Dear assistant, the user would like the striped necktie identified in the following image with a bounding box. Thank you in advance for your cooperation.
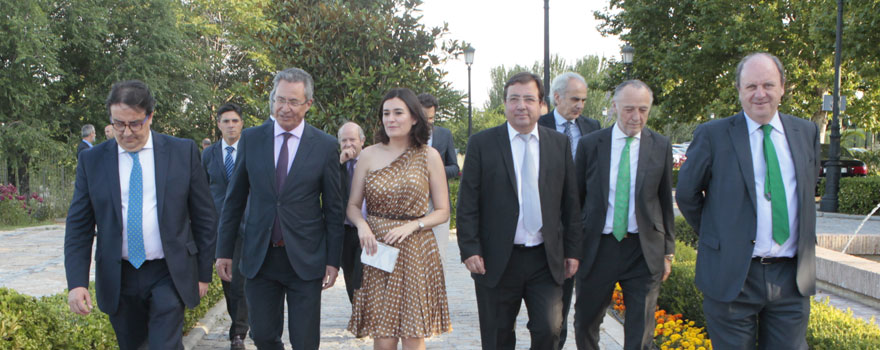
[224,146,234,179]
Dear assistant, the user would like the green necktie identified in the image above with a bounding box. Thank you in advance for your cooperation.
[762,125,790,245]
[612,137,634,241]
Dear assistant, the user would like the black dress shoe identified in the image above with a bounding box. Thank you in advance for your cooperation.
[231,335,245,350]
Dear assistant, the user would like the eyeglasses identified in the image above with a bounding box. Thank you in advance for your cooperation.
[506,95,540,106]
[274,96,309,108]
[111,115,150,132]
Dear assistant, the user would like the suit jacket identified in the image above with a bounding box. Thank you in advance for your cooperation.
[64,132,217,314]
[431,125,459,179]
[216,122,344,281]
[538,110,601,137]
[675,112,819,302]
[457,123,583,288]
[575,126,675,277]
[202,141,245,234]
[76,140,91,158]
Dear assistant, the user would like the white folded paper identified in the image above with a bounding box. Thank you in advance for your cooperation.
[361,242,400,273]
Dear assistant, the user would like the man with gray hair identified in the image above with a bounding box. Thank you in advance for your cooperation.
[77,124,96,158]
[337,121,366,303]
[574,80,675,350]
[537,71,601,348]
[216,67,344,350]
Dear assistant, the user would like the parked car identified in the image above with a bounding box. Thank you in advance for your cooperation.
[820,144,868,178]
[672,143,689,168]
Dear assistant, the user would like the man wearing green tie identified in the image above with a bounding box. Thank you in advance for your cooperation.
[676,52,820,349]
[573,80,675,350]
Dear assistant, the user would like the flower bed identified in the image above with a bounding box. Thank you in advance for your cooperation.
[612,284,713,349]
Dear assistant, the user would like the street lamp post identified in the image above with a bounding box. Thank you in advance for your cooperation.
[465,45,476,139]
[544,0,551,106]
[621,44,634,80]
[820,0,844,212]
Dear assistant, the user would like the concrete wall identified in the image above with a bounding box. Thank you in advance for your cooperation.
[816,246,880,300]
[818,234,880,255]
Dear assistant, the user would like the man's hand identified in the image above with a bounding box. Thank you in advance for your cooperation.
[216,258,233,282]
[464,255,486,275]
[68,287,93,315]
[564,258,580,279]
[198,282,210,298]
[339,147,356,164]
[662,258,672,282]
[322,266,339,290]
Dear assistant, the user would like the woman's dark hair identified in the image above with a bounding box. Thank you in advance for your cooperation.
[374,88,430,146]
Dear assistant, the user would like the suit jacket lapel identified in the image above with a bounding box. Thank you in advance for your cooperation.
[284,125,316,191]
[495,124,518,197]
[598,129,612,210]
[213,142,228,182]
[576,116,590,135]
[635,129,653,198]
[780,114,806,203]
[105,142,123,228]
[537,127,552,206]
[729,113,758,211]
[152,131,169,222]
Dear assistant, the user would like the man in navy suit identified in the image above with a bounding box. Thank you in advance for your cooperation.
[65,80,217,350]
[76,124,96,157]
[216,67,344,350]
[418,92,458,262]
[202,103,248,350]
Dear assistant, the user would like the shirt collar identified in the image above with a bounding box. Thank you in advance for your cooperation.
[553,109,574,127]
[117,131,153,154]
[83,139,93,147]
[221,138,239,150]
[743,111,783,135]
[274,120,305,139]
[612,122,641,140]
[507,122,540,143]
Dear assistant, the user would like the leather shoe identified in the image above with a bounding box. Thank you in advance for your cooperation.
[230,335,245,350]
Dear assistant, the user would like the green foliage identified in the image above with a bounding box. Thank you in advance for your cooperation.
[836,176,880,216]
[657,258,705,327]
[853,149,880,176]
[674,216,698,249]
[0,276,224,349]
[671,168,679,189]
[448,178,459,230]
[446,108,507,154]
[808,297,880,349]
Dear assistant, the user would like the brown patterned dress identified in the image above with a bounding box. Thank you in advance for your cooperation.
[348,145,452,338]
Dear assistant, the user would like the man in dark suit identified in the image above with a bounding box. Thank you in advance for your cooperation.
[676,52,819,349]
[202,103,248,350]
[418,92,458,263]
[539,72,602,348]
[215,67,344,350]
[65,80,216,350]
[574,80,675,350]
[337,121,365,303]
[104,124,115,141]
[457,72,583,349]
[76,124,96,157]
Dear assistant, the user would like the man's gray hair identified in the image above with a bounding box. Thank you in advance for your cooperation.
[735,52,785,88]
[612,80,654,102]
[337,121,365,143]
[550,72,587,105]
[269,67,314,112]
[81,124,95,138]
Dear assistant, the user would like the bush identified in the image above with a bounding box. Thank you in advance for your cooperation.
[836,176,880,215]
[672,168,679,188]
[448,178,459,230]
[0,184,48,226]
[657,244,705,327]
[1,275,224,349]
[675,216,698,249]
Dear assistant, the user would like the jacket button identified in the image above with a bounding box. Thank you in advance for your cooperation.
[750,240,756,244]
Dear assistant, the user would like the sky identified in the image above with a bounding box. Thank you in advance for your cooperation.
[419,0,623,109]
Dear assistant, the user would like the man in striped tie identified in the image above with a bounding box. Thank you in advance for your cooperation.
[65,80,217,350]
[202,102,248,350]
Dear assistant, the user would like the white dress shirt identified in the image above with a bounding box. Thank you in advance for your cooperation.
[745,113,799,258]
[507,122,543,246]
[274,120,305,176]
[602,123,641,234]
[221,138,239,162]
[119,132,164,261]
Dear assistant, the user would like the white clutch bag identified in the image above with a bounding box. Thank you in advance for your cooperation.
[361,242,400,273]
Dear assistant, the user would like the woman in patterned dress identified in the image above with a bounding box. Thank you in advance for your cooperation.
[346,88,452,349]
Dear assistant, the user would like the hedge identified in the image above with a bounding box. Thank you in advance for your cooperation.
[448,178,459,230]
[816,176,880,216]
[1,275,224,349]
[659,223,880,348]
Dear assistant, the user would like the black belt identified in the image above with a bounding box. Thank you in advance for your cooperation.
[603,232,637,239]
[752,256,795,264]
[513,243,544,250]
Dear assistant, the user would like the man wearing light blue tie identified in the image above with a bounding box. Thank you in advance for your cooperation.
[65,80,217,350]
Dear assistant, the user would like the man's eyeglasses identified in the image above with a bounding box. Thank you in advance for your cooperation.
[111,115,150,132]
[274,96,309,108]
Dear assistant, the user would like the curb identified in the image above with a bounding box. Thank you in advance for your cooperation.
[816,210,880,221]
[183,297,228,350]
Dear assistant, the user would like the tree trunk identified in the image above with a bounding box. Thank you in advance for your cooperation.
[812,109,828,144]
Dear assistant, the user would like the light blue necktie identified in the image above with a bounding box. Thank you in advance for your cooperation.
[127,152,146,269]
[518,134,543,233]
[224,146,234,179]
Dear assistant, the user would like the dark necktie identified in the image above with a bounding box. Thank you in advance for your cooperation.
[224,146,234,179]
[762,125,789,245]
[346,159,357,193]
[563,121,577,159]
[271,132,292,244]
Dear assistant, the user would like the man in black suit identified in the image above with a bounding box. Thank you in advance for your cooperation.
[65,80,216,350]
[676,52,819,349]
[202,103,248,350]
[574,80,675,350]
[215,67,343,350]
[457,72,583,349]
[539,72,602,348]
[418,92,458,262]
[76,124,96,157]
[337,121,365,303]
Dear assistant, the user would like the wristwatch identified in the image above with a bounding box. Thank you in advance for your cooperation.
[664,254,675,262]
[416,220,425,231]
